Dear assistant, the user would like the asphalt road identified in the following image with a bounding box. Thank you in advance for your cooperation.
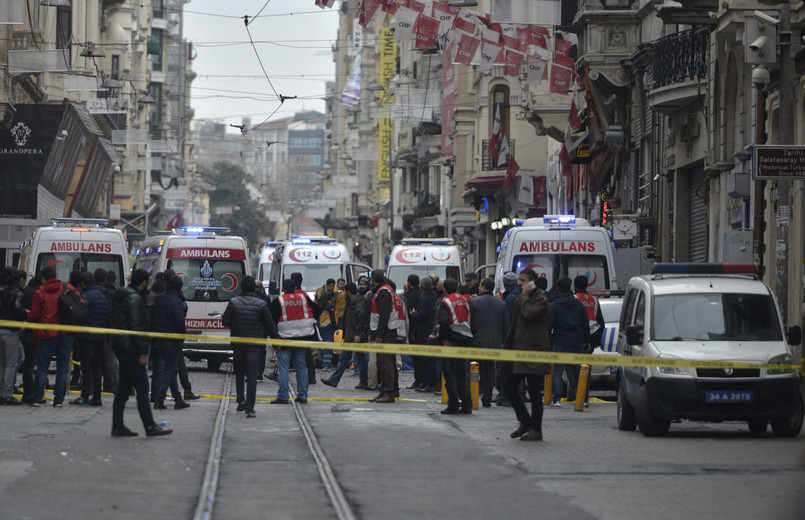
[1,361,803,520]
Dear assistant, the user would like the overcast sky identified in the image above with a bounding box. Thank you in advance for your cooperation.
[183,0,339,130]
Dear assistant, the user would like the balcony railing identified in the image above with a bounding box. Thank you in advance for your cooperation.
[481,139,516,171]
[652,29,709,89]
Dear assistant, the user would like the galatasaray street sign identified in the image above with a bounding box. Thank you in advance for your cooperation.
[753,145,805,180]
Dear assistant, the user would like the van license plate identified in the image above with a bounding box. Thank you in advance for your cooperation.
[705,391,754,403]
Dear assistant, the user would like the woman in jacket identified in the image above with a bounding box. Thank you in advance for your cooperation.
[0,267,27,405]
[503,269,551,441]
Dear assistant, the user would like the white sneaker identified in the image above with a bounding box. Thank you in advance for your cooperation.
[551,401,561,408]
[584,400,590,408]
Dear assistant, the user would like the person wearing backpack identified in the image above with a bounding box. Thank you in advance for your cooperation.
[28,265,81,407]
[70,271,109,406]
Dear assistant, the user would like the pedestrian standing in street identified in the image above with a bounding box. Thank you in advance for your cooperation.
[503,268,551,441]
[574,275,605,406]
[413,276,438,393]
[437,278,473,414]
[368,269,398,403]
[161,268,199,400]
[70,271,109,406]
[318,291,337,367]
[152,275,190,411]
[28,266,80,407]
[470,278,509,408]
[19,272,42,404]
[100,269,119,395]
[290,271,320,384]
[357,275,376,388]
[147,272,167,402]
[464,272,479,295]
[549,276,591,407]
[223,275,277,417]
[109,269,171,437]
[403,274,421,387]
[320,282,368,389]
[270,278,317,404]
[0,266,27,405]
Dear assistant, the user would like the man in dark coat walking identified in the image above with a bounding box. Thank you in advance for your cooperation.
[152,275,190,410]
[70,271,109,406]
[470,278,509,407]
[549,276,591,407]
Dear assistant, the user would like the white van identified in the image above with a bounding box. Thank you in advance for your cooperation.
[267,236,370,298]
[616,263,802,437]
[256,241,283,292]
[18,218,128,288]
[493,215,618,293]
[387,238,465,293]
[132,226,251,371]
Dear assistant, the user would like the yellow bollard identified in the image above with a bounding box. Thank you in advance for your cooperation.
[469,361,480,410]
[544,365,553,405]
[575,364,590,412]
[441,373,448,404]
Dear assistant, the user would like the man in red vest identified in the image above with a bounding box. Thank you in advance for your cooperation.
[368,269,398,403]
[437,278,473,415]
[574,275,605,406]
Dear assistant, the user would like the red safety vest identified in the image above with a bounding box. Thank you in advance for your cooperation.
[277,292,316,338]
[370,284,405,335]
[575,291,601,334]
[443,292,472,337]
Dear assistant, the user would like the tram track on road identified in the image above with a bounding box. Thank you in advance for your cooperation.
[192,369,356,520]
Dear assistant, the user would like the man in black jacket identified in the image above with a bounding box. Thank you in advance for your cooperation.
[152,275,190,410]
[70,271,109,406]
[223,276,278,417]
[413,276,438,392]
[470,278,510,407]
[110,269,171,437]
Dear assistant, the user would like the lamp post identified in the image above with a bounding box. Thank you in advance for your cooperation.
[775,2,792,322]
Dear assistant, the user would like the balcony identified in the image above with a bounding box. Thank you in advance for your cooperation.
[481,139,516,171]
[648,29,709,114]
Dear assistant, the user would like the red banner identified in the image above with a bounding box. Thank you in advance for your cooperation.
[359,0,380,27]
[550,62,573,94]
[534,176,547,208]
[504,48,524,76]
[454,33,480,65]
[415,15,440,50]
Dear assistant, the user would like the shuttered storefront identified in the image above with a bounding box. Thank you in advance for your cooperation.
[688,170,708,262]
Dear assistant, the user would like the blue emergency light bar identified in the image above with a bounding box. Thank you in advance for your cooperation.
[176,226,231,235]
[291,236,337,245]
[652,263,758,275]
[543,215,576,224]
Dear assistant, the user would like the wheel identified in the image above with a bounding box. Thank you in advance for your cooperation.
[747,418,767,434]
[770,393,803,438]
[636,384,671,437]
[207,357,223,372]
[617,380,637,431]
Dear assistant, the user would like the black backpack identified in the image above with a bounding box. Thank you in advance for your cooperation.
[58,283,89,326]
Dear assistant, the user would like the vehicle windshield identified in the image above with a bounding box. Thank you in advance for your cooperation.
[167,258,246,302]
[283,264,343,293]
[652,293,782,341]
[37,253,125,288]
[387,265,462,292]
[511,254,610,291]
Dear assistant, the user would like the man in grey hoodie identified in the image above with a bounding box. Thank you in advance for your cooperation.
[548,276,590,407]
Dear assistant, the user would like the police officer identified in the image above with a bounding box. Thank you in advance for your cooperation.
[368,270,399,403]
[437,278,473,415]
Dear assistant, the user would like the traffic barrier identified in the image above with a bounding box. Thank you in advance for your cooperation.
[575,364,590,412]
[469,361,479,410]
[441,374,448,404]
[544,366,552,405]
[0,320,798,371]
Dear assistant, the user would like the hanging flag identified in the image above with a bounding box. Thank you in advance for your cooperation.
[479,40,503,74]
[454,13,476,34]
[503,48,525,76]
[166,211,183,230]
[379,0,401,14]
[415,15,440,50]
[526,56,547,84]
[533,176,547,208]
[502,155,519,190]
[497,134,510,169]
[567,77,584,132]
[550,61,573,94]
[517,171,533,205]
[554,37,575,69]
[359,0,380,28]
[394,7,419,42]
[488,103,502,162]
[431,1,457,35]
[454,32,480,65]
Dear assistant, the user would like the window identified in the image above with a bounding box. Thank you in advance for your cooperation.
[491,85,510,139]
[56,7,71,55]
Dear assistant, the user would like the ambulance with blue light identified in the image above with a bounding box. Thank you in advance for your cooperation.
[386,238,465,294]
[133,226,251,371]
[493,215,618,294]
[18,218,128,289]
[616,263,802,437]
[256,241,283,293]
[267,236,370,299]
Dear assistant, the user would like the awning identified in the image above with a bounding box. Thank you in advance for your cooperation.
[464,175,505,192]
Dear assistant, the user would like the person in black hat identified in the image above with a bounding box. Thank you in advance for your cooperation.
[464,272,479,295]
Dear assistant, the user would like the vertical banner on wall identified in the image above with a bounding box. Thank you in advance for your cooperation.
[378,117,392,182]
[378,27,397,183]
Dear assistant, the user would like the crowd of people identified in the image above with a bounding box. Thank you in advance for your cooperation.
[0,261,604,443]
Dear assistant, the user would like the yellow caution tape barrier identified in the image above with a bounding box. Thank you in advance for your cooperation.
[1,320,800,371]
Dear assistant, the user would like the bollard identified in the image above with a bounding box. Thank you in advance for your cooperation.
[544,365,553,405]
[575,364,590,412]
[469,361,480,410]
[441,373,448,404]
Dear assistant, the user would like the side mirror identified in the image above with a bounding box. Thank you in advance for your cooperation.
[626,325,642,346]
[787,325,801,346]
[268,281,279,295]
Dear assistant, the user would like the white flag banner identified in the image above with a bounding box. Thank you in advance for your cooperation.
[393,7,419,42]
[480,23,500,43]
[479,40,502,74]
[497,134,510,168]
[526,56,547,84]
[530,44,551,61]
[517,172,534,205]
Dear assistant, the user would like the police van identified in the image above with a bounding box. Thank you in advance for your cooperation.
[493,215,618,293]
[133,226,251,371]
[616,263,802,437]
[386,238,464,293]
[267,236,370,299]
[18,218,128,288]
[256,241,283,292]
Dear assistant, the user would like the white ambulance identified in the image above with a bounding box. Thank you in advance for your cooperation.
[256,241,283,293]
[133,226,251,371]
[386,238,465,293]
[18,218,128,288]
[267,236,370,298]
[493,215,618,293]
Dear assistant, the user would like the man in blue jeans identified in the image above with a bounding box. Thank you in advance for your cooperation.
[549,276,591,406]
[321,282,368,389]
[28,266,78,407]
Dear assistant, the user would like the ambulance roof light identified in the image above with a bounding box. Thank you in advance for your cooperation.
[543,215,576,224]
[651,263,758,275]
[175,226,231,235]
[291,235,338,245]
[51,218,109,228]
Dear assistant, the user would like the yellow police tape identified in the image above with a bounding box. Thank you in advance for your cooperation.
[1,319,799,371]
